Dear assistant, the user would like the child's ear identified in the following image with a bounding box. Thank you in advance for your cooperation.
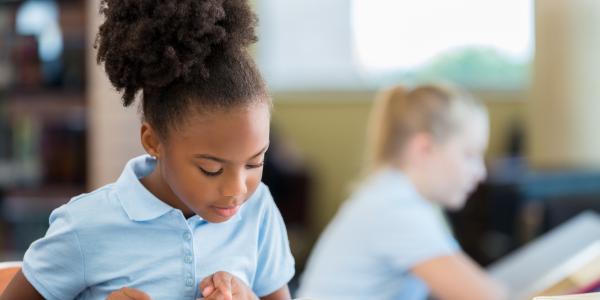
[140,122,162,159]
[409,132,436,159]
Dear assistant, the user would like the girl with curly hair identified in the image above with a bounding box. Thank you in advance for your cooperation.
[0,0,294,299]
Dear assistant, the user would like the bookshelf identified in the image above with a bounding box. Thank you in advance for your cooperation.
[0,0,87,255]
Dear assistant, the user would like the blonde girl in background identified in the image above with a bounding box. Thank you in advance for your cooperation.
[297,84,507,300]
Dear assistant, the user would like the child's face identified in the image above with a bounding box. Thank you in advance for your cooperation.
[423,111,489,210]
[158,103,271,223]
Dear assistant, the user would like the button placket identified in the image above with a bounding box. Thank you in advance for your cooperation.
[185,277,194,287]
[182,229,196,297]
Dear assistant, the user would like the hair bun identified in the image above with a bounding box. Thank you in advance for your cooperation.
[95,0,258,106]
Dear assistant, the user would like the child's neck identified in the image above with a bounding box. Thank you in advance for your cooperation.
[392,162,433,203]
[140,168,195,218]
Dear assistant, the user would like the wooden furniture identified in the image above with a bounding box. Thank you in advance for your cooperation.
[0,261,21,295]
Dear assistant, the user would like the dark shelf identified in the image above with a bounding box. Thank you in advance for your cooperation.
[4,90,86,123]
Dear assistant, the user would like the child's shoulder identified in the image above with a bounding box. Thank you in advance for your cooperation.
[68,183,118,207]
[51,183,123,225]
[240,182,277,217]
[346,174,438,223]
[70,183,116,203]
[251,182,271,202]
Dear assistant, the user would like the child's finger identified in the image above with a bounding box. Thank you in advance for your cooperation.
[107,290,129,300]
[211,272,233,300]
[200,289,229,300]
[120,287,152,300]
[200,275,215,297]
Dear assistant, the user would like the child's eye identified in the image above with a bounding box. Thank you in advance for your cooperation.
[199,167,223,177]
[246,161,265,169]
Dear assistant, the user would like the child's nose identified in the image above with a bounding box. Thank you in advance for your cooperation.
[220,170,248,197]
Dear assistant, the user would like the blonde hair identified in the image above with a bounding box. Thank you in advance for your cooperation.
[365,83,485,174]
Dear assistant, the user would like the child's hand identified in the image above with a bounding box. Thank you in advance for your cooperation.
[106,287,152,300]
[199,271,259,300]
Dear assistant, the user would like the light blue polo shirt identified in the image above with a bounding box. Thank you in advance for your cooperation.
[297,168,459,300]
[22,155,295,300]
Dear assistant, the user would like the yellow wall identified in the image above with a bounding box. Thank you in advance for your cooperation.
[272,90,527,237]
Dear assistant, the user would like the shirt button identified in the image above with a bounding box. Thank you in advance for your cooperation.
[185,278,194,287]
[184,249,192,256]
[183,232,192,241]
[184,256,193,264]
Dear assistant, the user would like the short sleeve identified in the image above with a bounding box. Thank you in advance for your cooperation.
[22,204,86,300]
[373,203,460,270]
[252,190,295,297]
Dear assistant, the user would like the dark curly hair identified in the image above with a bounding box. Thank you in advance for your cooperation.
[95,0,269,138]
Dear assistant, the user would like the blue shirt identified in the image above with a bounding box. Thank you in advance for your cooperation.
[22,155,295,300]
[297,168,459,300]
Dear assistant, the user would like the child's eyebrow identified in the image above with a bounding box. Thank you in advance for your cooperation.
[194,144,269,163]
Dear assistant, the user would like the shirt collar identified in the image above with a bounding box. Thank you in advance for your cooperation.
[372,166,431,206]
[115,155,175,221]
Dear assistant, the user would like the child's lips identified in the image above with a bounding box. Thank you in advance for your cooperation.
[211,205,241,218]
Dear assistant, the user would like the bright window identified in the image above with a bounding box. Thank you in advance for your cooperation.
[257,0,533,91]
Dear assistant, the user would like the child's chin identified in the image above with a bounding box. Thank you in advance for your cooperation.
[204,214,233,223]
[204,211,238,223]
[442,196,468,211]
